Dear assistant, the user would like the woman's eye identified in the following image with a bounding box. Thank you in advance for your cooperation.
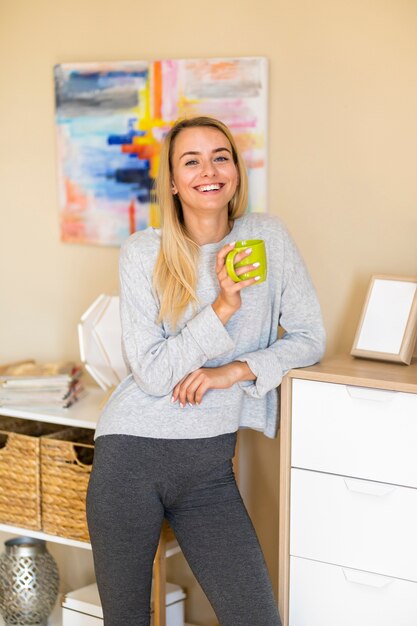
[214,155,228,162]
[185,159,198,166]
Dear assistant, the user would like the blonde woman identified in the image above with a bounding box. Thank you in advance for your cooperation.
[87,116,325,626]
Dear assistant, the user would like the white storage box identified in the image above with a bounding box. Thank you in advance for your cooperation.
[62,581,186,626]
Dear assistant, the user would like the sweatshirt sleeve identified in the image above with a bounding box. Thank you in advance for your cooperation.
[119,237,235,397]
[236,225,326,398]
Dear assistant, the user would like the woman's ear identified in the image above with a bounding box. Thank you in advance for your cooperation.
[171,181,178,195]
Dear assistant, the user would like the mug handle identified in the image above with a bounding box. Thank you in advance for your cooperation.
[226,248,241,282]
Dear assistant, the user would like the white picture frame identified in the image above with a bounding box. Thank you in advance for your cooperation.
[351,274,417,364]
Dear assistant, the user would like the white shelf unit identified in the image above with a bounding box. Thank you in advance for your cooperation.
[0,388,181,626]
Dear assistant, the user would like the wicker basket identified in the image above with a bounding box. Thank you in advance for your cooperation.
[40,427,94,542]
[0,416,64,529]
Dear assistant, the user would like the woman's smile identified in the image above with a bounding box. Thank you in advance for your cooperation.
[194,182,225,193]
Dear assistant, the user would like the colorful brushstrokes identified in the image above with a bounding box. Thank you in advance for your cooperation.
[54,57,268,246]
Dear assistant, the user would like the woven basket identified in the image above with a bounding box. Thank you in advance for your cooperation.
[0,416,64,529]
[40,427,94,542]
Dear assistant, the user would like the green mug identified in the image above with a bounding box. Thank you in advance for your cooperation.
[226,239,267,284]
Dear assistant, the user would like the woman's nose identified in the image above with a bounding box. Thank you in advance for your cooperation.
[201,159,216,176]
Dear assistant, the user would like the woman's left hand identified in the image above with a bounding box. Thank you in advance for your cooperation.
[172,362,255,407]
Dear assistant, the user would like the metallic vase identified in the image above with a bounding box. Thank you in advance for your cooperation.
[0,537,59,626]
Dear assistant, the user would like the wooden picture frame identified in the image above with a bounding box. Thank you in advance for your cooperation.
[351,274,417,364]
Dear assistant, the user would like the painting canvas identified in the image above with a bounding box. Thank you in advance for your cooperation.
[54,57,268,246]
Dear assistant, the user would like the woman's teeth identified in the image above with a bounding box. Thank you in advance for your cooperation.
[197,184,222,192]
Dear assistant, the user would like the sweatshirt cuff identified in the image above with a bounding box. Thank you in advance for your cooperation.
[186,305,235,360]
[236,352,283,398]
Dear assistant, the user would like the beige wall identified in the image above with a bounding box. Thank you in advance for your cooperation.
[1,0,417,623]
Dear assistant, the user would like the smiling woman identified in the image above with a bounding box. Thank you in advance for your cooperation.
[86,116,325,626]
[154,117,248,328]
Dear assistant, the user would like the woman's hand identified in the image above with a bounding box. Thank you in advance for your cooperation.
[172,361,256,407]
[212,242,261,325]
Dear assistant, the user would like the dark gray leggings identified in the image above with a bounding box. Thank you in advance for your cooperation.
[86,432,282,626]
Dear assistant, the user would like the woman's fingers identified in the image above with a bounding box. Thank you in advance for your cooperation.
[233,275,261,289]
[235,262,260,277]
[216,243,253,273]
[216,244,256,282]
[171,372,193,402]
[213,243,260,321]
[215,241,236,273]
[172,370,202,407]
[179,376,200,406]
[233,248,255,265]
[172,365,242,407]
[172,370,213,406]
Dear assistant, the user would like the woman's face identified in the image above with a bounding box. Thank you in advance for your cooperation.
[170,126,239,221]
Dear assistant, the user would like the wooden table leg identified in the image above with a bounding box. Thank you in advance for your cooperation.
[153,532,167,626]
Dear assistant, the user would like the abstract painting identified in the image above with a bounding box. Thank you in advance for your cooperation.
[54,57,268,246]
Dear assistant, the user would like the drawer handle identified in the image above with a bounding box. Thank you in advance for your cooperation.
[343,478,395,497]
[342,568,394,588]
[345,386,397,402]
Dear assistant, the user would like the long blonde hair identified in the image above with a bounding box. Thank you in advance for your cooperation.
[153,116,248,328]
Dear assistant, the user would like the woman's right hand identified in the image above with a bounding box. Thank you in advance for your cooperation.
[212,242,261,325]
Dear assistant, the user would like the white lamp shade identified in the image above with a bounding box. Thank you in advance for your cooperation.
[78,295,128,390]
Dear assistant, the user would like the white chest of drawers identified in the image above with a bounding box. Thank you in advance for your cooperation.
[278,355,417,626]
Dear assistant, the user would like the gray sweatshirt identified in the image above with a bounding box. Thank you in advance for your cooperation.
[95,213,325,440]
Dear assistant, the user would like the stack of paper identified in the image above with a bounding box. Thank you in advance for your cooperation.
[0,360,84,408]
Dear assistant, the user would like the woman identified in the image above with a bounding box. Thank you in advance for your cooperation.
[87,116,325,626]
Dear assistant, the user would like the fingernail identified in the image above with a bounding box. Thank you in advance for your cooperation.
[180,402,185,408]
[245,248,252,254]
[188,402,193,407]
[171,396,176,403]
[229,241,236,247]
[253,262,260,268]
[254,276,261,281]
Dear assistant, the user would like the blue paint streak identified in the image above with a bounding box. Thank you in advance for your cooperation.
[108,130,146,145]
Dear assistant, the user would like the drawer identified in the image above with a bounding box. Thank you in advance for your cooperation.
[290,468,417,582]
[289,556,417,626]
[291,379,417,487]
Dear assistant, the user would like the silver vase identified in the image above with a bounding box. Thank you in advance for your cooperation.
[0,537,59,626]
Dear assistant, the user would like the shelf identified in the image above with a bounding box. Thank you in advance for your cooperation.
[0,524,181,558]
[0,387,107,429]
[0,523,91,550]
[165,540,181,558]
